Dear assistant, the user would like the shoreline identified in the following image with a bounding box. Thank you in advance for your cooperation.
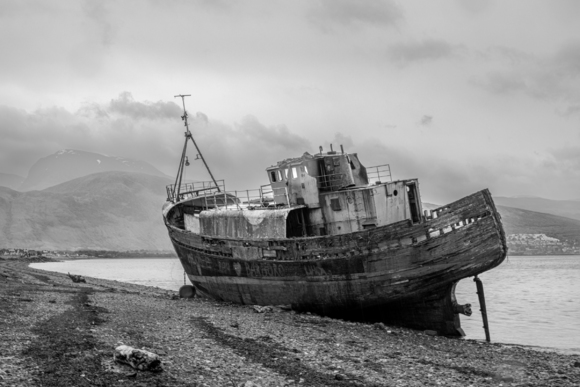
[27,255,580,356]
[1,258,579,386]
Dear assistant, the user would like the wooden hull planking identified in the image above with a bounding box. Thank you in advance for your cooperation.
[165,189,507,335]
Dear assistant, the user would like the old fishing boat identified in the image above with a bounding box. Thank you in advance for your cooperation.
[163,96,507,336]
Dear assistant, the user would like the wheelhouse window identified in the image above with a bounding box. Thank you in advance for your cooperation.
[330,198,341,211]
[292,167,298,179]
[270,171,278,183]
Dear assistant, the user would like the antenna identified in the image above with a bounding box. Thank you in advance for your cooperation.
[174,94,192,136]
[172,94,221,202]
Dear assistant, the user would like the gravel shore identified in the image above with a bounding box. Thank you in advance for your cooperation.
[1,258,579,387]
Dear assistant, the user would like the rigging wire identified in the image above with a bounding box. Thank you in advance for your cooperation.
[173,94,221,202]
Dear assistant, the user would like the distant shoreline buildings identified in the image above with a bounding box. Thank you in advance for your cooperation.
[506,234,580,255]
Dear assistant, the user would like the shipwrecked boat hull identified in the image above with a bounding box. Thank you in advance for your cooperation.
[165,189,506,336]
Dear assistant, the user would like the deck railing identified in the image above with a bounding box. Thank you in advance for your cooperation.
[167,180,290,209]
[316,173,346,192]
[166,180,226,203]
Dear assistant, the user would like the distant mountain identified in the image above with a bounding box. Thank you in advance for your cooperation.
[0,173,24,190]
[0,171,173,251]
[493,196,580,222]
[497,205,580,245]
[19,149,170,191]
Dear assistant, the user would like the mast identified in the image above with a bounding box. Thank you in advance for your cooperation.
[173,94,221,202]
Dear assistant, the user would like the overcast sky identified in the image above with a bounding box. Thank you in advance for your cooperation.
[1,0,579,203]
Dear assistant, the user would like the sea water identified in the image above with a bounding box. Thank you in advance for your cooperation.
[456,255,580,354]
[31,255,580,354]
[31,258,187,291]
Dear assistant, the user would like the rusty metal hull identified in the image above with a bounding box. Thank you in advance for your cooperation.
[164,189,507,335]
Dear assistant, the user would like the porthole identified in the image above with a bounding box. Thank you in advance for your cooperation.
[393,189,398,196]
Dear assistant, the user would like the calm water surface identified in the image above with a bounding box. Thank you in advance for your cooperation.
[456,255,580,354]
[31,255,580,354]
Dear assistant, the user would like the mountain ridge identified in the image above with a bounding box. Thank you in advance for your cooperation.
[19,149,170,192]
[493,196,580,222]
[0,173,25,190]
[0,171,173,251]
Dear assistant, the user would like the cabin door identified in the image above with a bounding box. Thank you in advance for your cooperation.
[286,208,309,237]
[406,183,421,223]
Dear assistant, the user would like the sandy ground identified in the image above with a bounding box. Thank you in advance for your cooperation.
[1,257,579,387]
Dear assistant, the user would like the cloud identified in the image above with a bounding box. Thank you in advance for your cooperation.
[308,0,403,31]
[456,0,493,14]
[420,115,433,126]
[558,104,580,117]
[549,0,580,21]
[554,41,580,77]
[323,132,355,153]
[82,0,114,46]
[233,115,310,151]
[548,146,580,172]
[387,39,464,66]
[107,92,182,120]
[343,137,580,203]
[483,45,533,66]
[350,137,480,204]
[195,115,311,162]
[196,112,209,124]
[68,1,117,78]
[2,93,579,202]
[474,42,580,110]
[475,72,527,95]
[0,94,312,192]
[0,94,185,178]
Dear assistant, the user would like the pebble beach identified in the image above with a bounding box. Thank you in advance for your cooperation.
[1,257,579,387]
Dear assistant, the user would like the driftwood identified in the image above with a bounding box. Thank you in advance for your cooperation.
[114,345,162,372]
[67,273,86,283]
[252,305,291,313]
[252,305,273,313]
